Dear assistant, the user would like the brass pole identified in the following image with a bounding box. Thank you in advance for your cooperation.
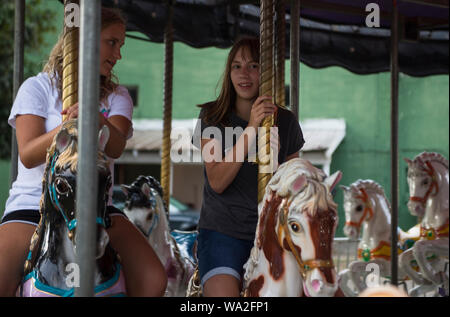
[62,0,79,122]
[257,0,275,203]
[161,1,174,211]
[290,0,300,119]
[275,0,286,108]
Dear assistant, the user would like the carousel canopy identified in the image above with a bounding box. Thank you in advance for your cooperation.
[89,0,449,77]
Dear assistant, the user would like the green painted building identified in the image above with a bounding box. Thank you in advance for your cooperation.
[1,0,448,237]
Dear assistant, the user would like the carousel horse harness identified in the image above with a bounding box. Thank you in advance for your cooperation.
[277,197,334,280]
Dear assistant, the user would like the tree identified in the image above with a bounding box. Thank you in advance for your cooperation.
[0,0,56,159]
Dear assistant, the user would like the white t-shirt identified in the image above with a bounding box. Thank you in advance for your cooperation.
[3,72,133,219]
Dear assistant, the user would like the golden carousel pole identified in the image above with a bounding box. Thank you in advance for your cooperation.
[161,0,174,211]
[275,0,286,109]
[62,0,79,122]
[257,0,275,203]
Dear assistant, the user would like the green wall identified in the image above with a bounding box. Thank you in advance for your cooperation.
[115,36,228,119]
[295,65,449,235]
[0,160,10,217]
[1,0,448,237]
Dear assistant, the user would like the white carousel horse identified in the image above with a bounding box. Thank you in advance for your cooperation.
[338,180,422,297]
[19,119,125,297]
[399,152,449,296]
[122,176,196,297]
[242,158,344,297]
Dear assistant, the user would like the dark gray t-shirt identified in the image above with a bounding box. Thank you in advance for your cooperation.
[192,104,305,241]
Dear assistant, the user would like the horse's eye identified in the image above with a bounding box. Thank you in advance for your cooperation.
[290,222,301,233]
[422,179,429,186]
[356,205,363,212]
[146,213,153,221]
[55,178,70,195]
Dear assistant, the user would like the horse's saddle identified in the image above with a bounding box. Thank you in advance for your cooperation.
[171,230,198,265]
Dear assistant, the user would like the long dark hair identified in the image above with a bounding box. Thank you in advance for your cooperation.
[199,37,259,126]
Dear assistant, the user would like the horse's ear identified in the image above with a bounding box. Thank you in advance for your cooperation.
[98,125,110,152]
[55,129,72,153]
[340,185,350,192]
[291,174,307,195]
[324,171,342,191]
[404,157,413,166]
[141,182,151,199]
[121,184,131,196]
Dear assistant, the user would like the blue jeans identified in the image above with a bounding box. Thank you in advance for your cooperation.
[197,228,253,287]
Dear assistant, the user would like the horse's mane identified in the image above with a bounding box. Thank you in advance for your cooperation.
[412,152,449,170]
[348,179,391,212]
[39,119,109,211]
[126,175,169,217]
[243,158,336,286]
[267,158,336,218]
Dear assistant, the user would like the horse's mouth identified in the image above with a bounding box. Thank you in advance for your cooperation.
[343,225,359,240]
[303,278,324,297]
[407,201,425,217]
[303,269,339,297]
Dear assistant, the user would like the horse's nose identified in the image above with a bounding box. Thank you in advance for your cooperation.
[311,278,323,292]
[307,268,338,296]
[407,201,424,217]
[344,226,357,240]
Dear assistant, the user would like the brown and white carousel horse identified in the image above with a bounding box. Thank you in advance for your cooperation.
[242,158,343,297]
[399,152,449,296]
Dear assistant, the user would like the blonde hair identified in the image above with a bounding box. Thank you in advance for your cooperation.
[43,7,126,103]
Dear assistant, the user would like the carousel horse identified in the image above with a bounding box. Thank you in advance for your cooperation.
[338,180,423,297]
[122,175,196,297]
[18,119,126,297]
[242,158,343,297]
[399,152,449,296]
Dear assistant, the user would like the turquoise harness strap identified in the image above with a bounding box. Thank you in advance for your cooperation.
[22,262,125,297]
[48,152,107,232]
[48,153,71,227]
[68,218,106,231]
[146,212,159,237]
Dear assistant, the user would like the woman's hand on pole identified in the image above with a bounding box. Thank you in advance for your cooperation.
[60,103,79,120]
[248,95,277,129]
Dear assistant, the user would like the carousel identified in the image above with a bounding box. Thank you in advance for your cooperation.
[8,0,449,297]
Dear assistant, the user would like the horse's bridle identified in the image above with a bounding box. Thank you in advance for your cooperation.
[278,198,334,280]
[409,161,439,206]
[145,206,159,237]
[345,188,374,230]
[48,152,108,239]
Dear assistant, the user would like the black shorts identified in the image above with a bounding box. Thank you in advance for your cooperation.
[0,206,127,227]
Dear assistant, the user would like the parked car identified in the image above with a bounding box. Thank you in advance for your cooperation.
[112,185,199,231]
